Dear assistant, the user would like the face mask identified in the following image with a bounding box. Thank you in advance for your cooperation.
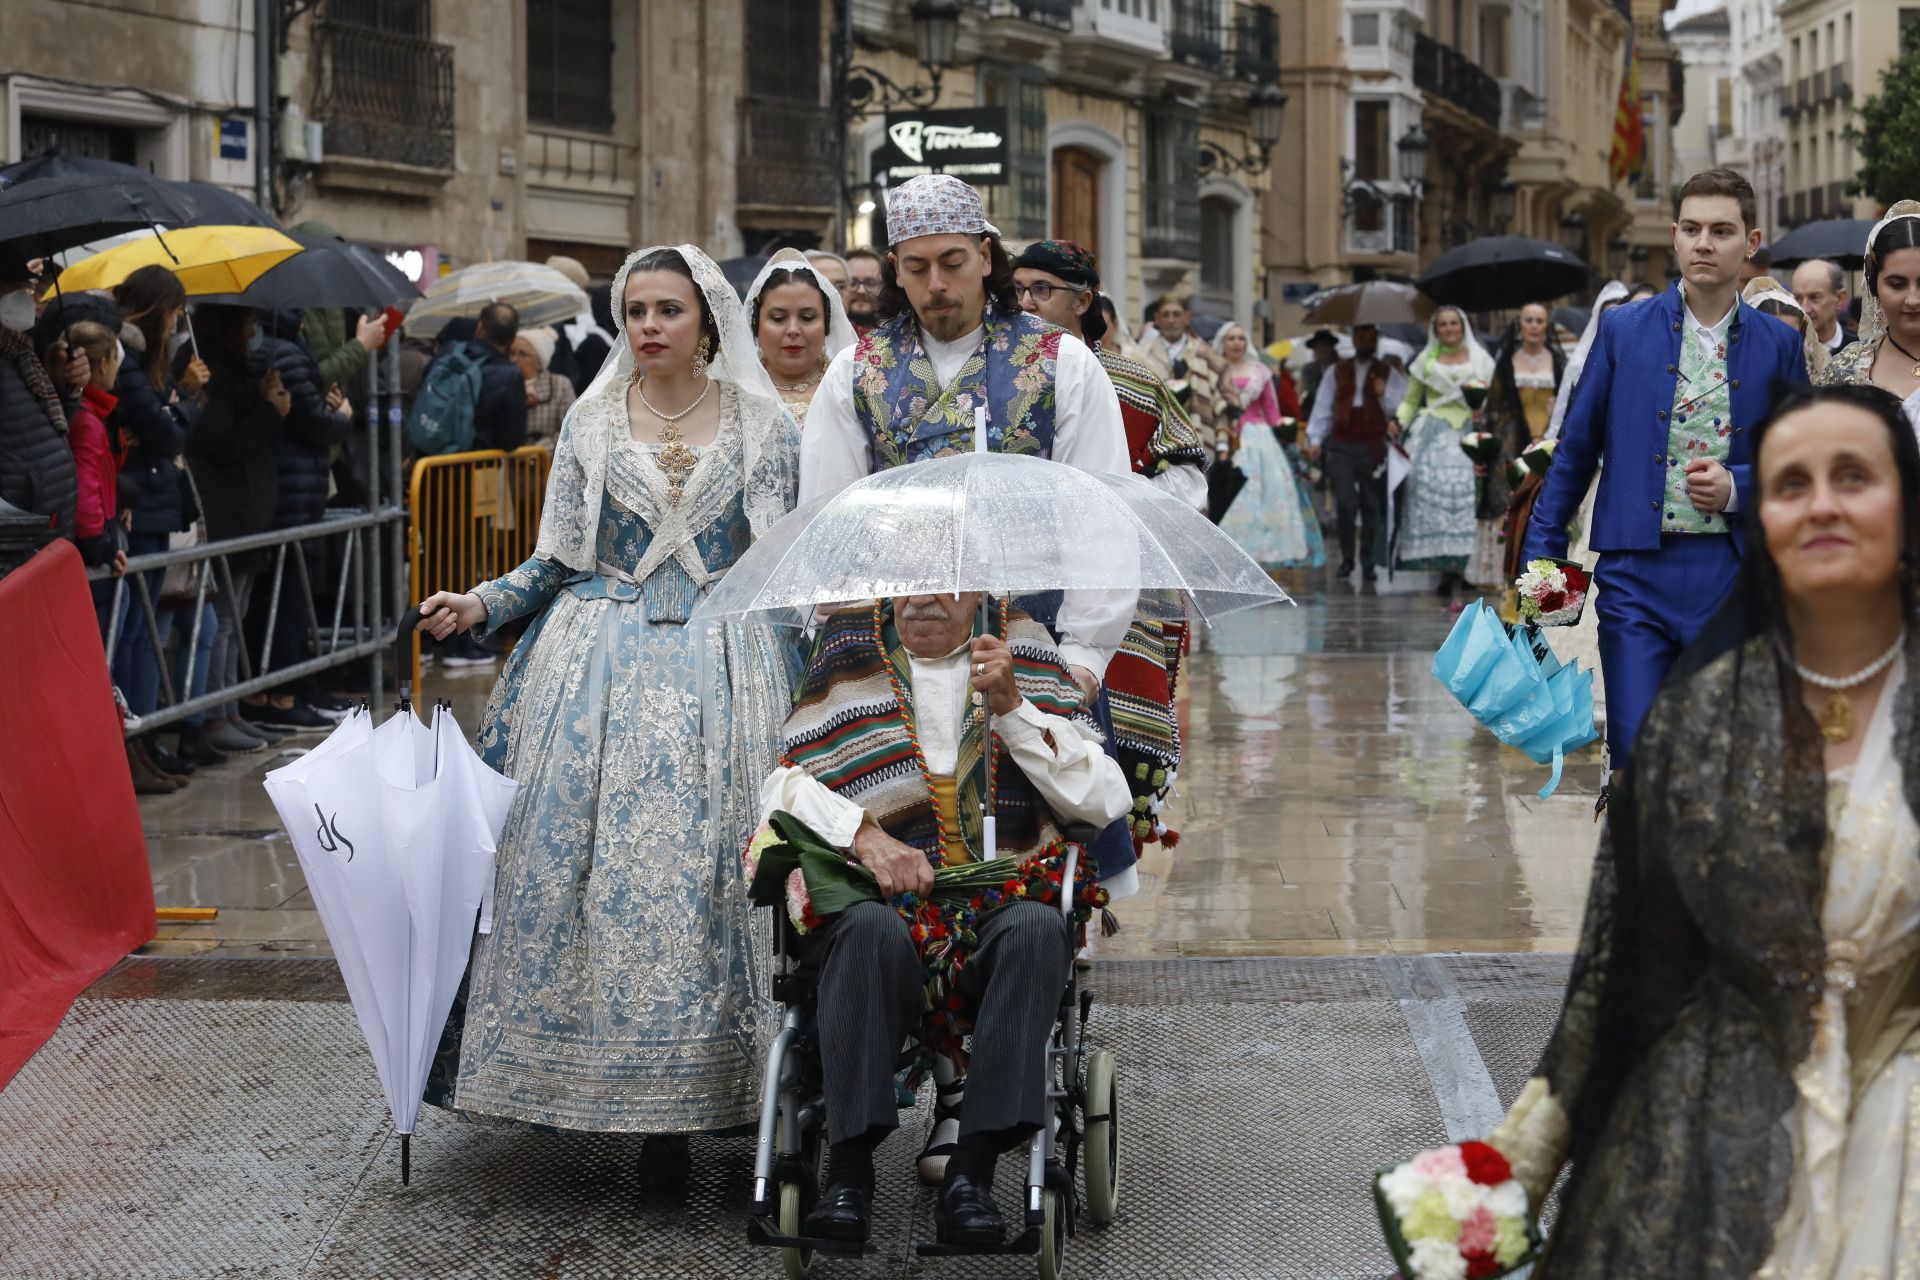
[0,289,35,333]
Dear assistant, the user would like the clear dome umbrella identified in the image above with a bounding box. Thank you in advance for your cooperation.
[689,451,1293,632]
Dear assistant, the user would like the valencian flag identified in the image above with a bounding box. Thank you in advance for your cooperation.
[1609,34,1645,185]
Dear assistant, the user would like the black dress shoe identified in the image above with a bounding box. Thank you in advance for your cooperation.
[1336,559,1355,577]
[803,1178,872,1243]
[934,1172,1005,1247]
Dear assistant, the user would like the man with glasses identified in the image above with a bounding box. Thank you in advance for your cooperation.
[1010,239,1207,511]
[845,246,884,338]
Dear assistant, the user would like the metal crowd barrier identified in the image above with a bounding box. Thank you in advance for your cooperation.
[405,445,552,692]
[84,340,411,738]
[88,507,407,735]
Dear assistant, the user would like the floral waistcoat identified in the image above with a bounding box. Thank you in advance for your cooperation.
[851,308,1062,469]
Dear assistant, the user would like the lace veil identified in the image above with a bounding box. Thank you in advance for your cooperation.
[1545,281,1631,441]
[1407,305,1496,407]
[535,243,793,571]
[1860,199,1920,349]
[742,248,854,364]
[1741,275,1828,379]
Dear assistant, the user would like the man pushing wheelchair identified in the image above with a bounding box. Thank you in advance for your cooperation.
[758,590,1131,1249]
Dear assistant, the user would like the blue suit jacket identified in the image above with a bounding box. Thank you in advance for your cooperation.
[1522,283,1809,562]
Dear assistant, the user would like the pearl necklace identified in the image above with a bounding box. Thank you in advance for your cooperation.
[1793,630,1905,743]
[632,374,711,423]
[772,371,822,394]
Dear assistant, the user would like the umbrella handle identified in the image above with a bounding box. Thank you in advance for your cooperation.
[396,606,424,711]
[401,1132,410,1185]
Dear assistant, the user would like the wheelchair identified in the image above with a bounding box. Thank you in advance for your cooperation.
[744,848,1121,1279]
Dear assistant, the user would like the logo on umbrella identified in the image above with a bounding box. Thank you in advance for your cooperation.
[314,804,355,861]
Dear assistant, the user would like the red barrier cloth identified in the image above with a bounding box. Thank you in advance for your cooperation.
[0,541,155,1087]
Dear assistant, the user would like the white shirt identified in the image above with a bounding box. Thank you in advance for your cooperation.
[1824,323,1849,353]
[758,643,1133,874]
[1306,357,1410,446]
[803,321,1135,677]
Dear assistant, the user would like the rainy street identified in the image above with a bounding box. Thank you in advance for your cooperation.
[0,575,1600,1278]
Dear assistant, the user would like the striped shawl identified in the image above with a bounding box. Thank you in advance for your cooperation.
[783,599,1089,866]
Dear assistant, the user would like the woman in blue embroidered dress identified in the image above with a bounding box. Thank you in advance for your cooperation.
[414,244,799,1150]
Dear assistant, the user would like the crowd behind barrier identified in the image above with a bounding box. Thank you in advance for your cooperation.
[0,234,604,794]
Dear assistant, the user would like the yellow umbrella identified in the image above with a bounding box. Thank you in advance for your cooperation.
[51,225,303,297]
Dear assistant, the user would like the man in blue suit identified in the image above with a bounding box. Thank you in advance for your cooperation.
[1522,168,1809,768]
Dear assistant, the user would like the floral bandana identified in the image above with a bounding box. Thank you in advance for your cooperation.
[885,173,1001,246]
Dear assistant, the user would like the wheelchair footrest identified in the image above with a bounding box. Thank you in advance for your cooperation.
[744,1215,870,1256]
[914,1226,1042,1257]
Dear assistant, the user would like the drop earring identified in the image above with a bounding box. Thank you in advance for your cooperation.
[692,335,712,379]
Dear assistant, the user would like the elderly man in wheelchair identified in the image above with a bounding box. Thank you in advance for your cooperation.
[756,589,1131,1253]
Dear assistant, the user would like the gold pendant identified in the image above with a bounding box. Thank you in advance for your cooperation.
[1818,692,1855,743]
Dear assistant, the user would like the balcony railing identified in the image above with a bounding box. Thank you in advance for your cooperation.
[1812,69,1826,102]
[1412,31,1502,128]
[737,97,839,210]
[1142,180,1201,259]
[1170,0,1224,70]
[1832,63,1851,101]
[1796,77,1810,108]
[313,18,455,170]
[1231,3,1279,83]
[1006,0,1073,26]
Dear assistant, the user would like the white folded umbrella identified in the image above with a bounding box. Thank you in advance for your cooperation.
[264,703,517,1182]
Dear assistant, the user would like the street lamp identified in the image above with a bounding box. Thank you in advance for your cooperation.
[1198,84,1288,176]
[844,0,962,119]
[1396,125,1430,198]
[1489,179,1517,233]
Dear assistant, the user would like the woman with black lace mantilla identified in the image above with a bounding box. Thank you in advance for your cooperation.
[1392,384,1920,1277]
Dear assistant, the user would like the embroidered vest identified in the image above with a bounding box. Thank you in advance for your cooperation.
[1331,358,1390,461]
[1663,322,1736,534]
[850,308,1063,470]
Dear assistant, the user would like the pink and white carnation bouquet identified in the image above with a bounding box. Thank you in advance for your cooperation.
[1514,557,1590,628]
[1373,1140,1539,1279]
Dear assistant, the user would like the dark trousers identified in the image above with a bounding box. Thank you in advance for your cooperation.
[1593,533,1742,769]
[1324,440,1385,569]
[812,899,1071,1147]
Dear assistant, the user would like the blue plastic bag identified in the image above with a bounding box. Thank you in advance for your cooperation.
[1431,600,1509,702]
[1432,600,1599,799]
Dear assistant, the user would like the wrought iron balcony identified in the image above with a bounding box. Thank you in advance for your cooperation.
[1142,179,1201,260]
[1006,0,1072,27]
[1812,69,1826,103]
[1170,0,1224,71]
[313,18,455,171]
[737,97,839,210]
[1832,63,1851,101]
[1412,31,1501,129]
[1232,3,1280,83]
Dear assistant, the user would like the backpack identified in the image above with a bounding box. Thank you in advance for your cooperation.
[407,347,483,455]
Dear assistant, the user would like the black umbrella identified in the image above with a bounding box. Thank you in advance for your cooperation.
[197,231,420,311]
[0,153,201,257]
[1551,305,1590,337]
[1769,218,1877,270]
[176,182,282,231]
[1417,235,1589,312]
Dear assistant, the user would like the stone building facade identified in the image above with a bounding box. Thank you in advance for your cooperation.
[1777,0,1911,229]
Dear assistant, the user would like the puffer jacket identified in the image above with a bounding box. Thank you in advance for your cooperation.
[185,342,282,547]
[112,323,196,535]
[257,309,352,528]
[0,330,75,546]
[463,338,529,452]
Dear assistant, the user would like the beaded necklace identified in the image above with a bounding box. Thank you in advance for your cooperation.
[869,599,1008,870]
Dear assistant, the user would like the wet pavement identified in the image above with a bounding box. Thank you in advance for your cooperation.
[135,567,1605,960]
[3,570,1608,1278]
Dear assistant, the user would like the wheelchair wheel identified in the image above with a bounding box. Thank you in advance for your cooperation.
[1036,1186,1069,1280]
[1082,1049,1119,1227]
[778,1125,826,1279]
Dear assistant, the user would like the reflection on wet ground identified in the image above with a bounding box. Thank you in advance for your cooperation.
[137,568,1602,959]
